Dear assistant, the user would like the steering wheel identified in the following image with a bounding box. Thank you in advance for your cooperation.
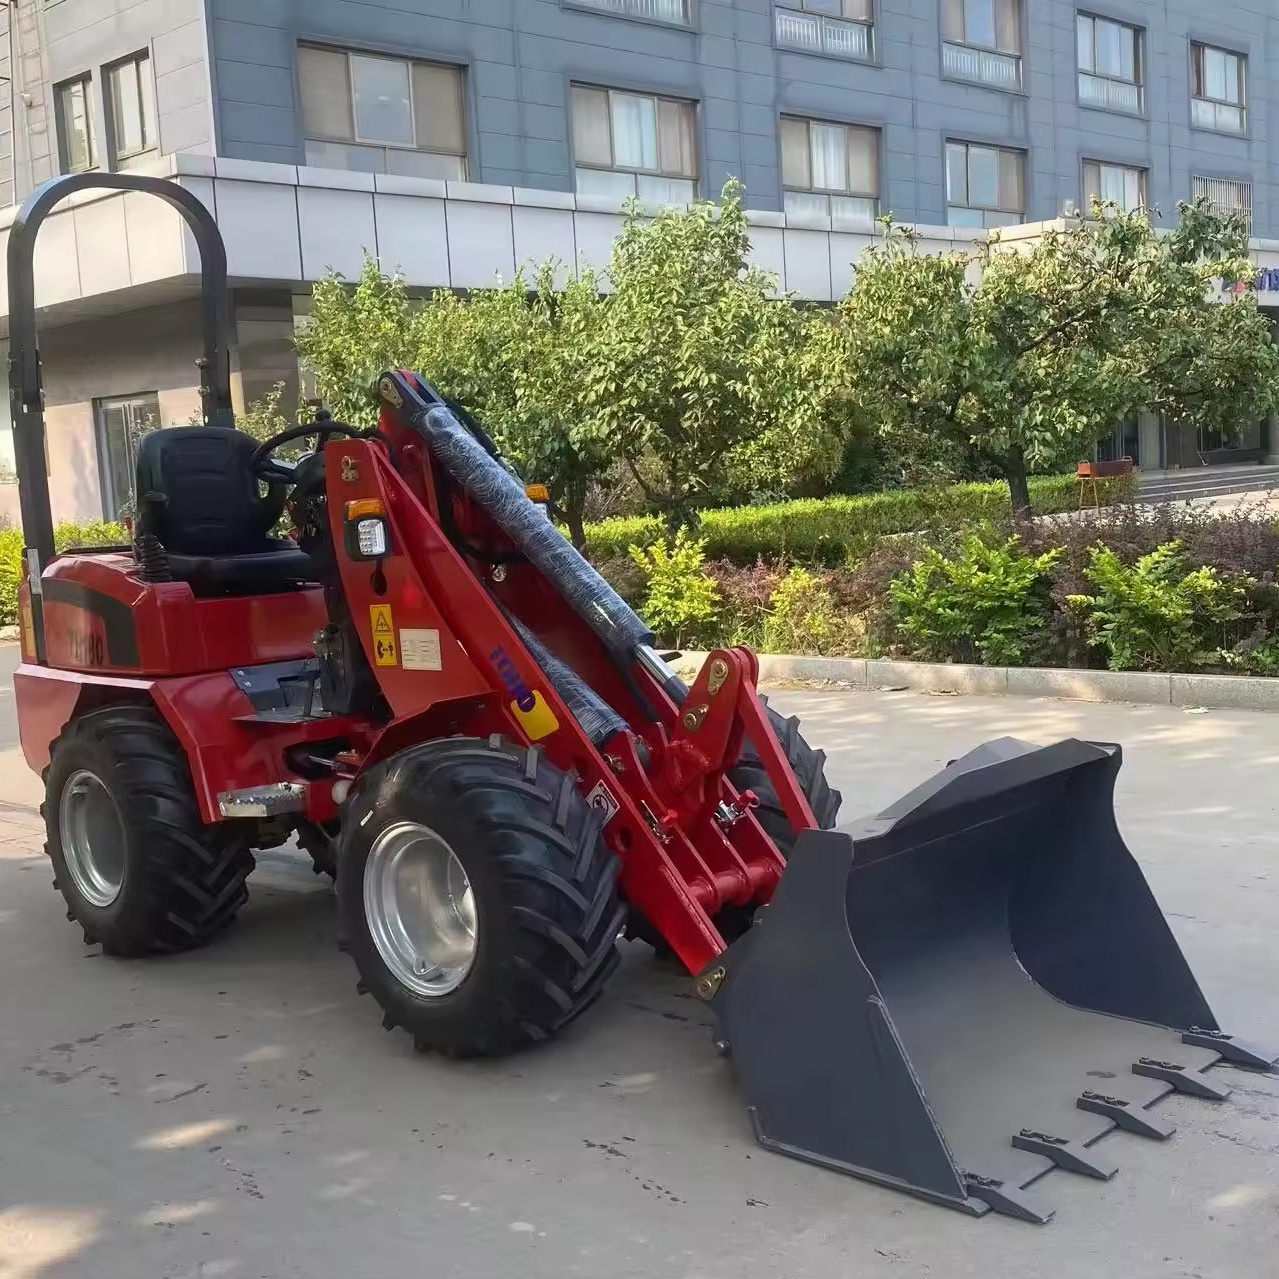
[249,419,371,485]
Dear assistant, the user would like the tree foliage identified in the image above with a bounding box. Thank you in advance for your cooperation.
[582,181,852,529]
[839,200,1279,514]
[294,184,854,539]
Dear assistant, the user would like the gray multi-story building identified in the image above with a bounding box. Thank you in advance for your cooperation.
[0,0,1274,523]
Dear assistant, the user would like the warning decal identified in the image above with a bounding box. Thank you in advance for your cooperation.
[369,604,398,666]
[586,780,620,827]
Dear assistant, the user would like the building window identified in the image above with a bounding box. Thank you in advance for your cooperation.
[940,0,1022,90]
[571,86,697,204]
[1096,415,1139,465]
[105,54,157,166]
[774,0,873,62]
[1192,176,1252,229]
[298,45,468,179]
[54,75,96,173]
[780,117,878,230]
[95,392,159,520]
[1083,160,1146,213]
[1191,43,1246,135]
[569,0,690,25]
[946,141,1025,228]
[1076,13,1143,114]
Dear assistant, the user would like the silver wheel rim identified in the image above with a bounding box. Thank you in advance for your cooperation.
[59,769,127,909]
[363,821,478,997]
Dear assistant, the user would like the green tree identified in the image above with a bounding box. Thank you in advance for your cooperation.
[413,266,612,547]
[839,201,1279,516]
[583,181,853,531]
[295,259,424,423]
[296,259,612,546]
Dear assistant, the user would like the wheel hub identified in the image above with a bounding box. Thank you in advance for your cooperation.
[363,821,478,997]
[59,769,127,908]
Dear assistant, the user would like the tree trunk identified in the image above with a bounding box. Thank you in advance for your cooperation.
[564,502,587,552]
[1004,444,1033,521]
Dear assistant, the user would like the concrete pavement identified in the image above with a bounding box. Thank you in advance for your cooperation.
[1,672,1277,1278]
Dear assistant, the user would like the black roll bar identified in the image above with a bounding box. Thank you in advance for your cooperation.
[7,172,233,584]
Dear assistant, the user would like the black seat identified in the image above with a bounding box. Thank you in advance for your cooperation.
[134,426,315,595]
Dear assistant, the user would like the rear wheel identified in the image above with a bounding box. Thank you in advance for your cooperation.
[45,704,255,955]
[337,736,625,1058]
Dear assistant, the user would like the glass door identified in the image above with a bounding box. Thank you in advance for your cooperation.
[95,393,159,519]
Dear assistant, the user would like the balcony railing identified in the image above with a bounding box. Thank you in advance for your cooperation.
[784,190,878,231]
[1192,97,1246,134]
[942,41,1021,90]
[573,0,690,23]
[774,9,872,61]
[1078,72,1142,115]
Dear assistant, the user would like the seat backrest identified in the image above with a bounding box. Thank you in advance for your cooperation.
[134,426,280,557]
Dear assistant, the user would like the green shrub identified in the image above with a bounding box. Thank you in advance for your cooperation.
[1068,541,1252,672]
[762,566,856,656]
[629,529,721,647]
[55,521,127,550]
[585,474,1129,566]
[0,527,22,626]
[0,521,129,628]
[887,534,1064,666]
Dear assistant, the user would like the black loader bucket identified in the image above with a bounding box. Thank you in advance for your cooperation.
[705,738,1277,1223]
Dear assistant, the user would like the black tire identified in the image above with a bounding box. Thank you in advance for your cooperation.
[45,704,255,955]
[337,735,624,1058]
[296,819,339,879]
[729,701,842,855]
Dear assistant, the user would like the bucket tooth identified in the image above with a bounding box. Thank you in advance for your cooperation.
[1076,1091,1175,1140]
[1011,1129,1118,1180]
[1181,1029,1278,1072]
[963,1173,1053,1224]
[1132,1057,1232,1101]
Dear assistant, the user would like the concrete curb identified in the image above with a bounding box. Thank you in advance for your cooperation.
[669,651,1279,712]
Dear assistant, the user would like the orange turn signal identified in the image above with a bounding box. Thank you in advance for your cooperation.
[344,498,386,520]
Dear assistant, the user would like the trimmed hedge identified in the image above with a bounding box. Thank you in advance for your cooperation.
[0,521,127,625]
[584,474,1131,566]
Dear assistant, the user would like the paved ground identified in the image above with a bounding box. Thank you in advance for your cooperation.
[1,647,1278,1278]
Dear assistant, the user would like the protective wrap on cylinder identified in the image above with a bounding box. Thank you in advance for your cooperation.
[508,615,627,746]
[419,405,652,657]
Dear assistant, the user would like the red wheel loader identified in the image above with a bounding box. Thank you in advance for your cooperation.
[10,173,1276,1225]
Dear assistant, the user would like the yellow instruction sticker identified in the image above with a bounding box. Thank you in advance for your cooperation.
[370,604,398,666]
[511,690,559,741]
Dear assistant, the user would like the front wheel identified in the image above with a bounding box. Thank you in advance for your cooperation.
[336,736,625,1058]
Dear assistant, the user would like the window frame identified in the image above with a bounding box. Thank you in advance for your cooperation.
[296,42,470,178]
[93,391,160,522]
[569,83,700,200]
[103,52,157,166]
[944,138,1027,228]
[779,114,881,229]
[939,0,1025,92]
[1075,11,1145,115]
[1190,41,1247,134]
[1081,158,1148,213]
[54,73,97,174]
